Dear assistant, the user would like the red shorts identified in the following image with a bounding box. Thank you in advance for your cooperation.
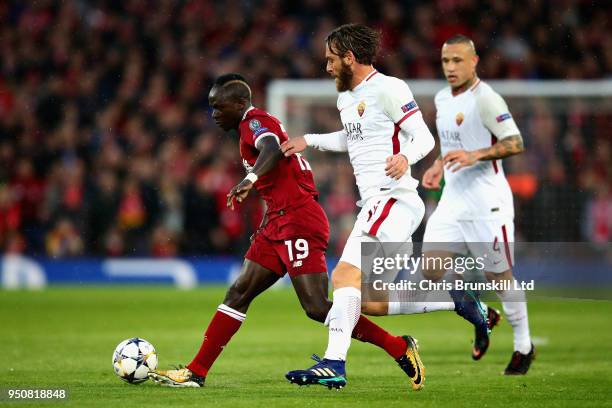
[245,199,329,277]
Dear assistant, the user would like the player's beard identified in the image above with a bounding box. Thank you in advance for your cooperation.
[335,62,353,92]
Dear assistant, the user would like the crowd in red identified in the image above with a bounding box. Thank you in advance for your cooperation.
[0,1,609,257]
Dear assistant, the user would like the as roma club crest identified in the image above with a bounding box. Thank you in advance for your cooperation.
[455,112,464,126]
[357,101,366,117]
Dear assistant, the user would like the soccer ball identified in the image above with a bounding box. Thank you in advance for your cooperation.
[112,338,158,384]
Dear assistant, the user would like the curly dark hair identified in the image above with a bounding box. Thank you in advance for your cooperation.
[326,24,381,65]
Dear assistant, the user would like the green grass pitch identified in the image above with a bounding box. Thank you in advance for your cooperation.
[1,286,611,407]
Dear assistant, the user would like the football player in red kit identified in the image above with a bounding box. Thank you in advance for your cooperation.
[148,73,421,389]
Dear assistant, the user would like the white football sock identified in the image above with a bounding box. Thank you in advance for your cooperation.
[496,281,532,354]
[323,287,361,361]
[387,287,455,315]
[387,268,455,315]
[388,300,455,315]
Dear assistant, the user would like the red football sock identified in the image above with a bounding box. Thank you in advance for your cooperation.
[187,304,245,377]
[352,315,407,359]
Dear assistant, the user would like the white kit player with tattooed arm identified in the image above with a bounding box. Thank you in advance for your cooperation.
[282,24,433,391]
[421,34,535,375]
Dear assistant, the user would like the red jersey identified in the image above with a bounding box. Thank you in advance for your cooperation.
[238,107,318,216]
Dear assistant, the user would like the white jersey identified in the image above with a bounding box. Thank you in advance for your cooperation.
[435,79,520,220]
[333,70,433,204]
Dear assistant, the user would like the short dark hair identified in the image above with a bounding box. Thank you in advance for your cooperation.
[444,34,477,53]
[213,73,251,102]
[214,73,248,87]
[326,24,381,65]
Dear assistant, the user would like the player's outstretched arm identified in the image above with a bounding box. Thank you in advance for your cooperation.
[227,136,282,210]
[280,136,308,156]
[281,130,347,156]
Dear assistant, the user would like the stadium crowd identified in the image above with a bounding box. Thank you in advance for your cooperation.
[0,0,610,257]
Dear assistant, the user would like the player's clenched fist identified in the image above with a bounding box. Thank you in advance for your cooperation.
[280,136,307,156]
[385,154,409,180]
[422,159,444,190]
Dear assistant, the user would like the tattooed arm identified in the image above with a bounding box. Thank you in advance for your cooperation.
[443,134,524,173]
[474,134,524,160]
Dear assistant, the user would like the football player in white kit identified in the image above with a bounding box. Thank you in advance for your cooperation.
[422,35,535,375]
[281,24,488,391]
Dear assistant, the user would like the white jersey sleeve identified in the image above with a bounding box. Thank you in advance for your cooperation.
[476,90,520,139]
[304,130,348,152]
[378,78,434,164]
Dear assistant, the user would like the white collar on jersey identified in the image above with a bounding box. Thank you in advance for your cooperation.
[242,106,255,121]
[351,69,378,92]
[451,78,482,97]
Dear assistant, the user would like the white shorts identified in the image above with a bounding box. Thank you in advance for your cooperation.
[339,191,425,270]
[423,210,514,273]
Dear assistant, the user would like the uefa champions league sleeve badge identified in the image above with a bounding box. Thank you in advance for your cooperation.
[249,119,261,131]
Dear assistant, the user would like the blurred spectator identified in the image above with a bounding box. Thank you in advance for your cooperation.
[104,227,125,257]
[0,184,21,250]
[45,218,84,257]
[0,0,609,257]
[524,160,583,241]
[117,177,147,232]
[88,170,120,254]
[151,225,179,257]
[583,185,612,245]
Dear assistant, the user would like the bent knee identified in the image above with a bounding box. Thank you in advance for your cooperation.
[303,304,330,323]
[422,267,445,281]
[361,301,387,316]
[331,262,361,289]
[485,269,513,283]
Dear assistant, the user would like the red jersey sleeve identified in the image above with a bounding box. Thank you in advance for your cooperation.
[240,115,284,149]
